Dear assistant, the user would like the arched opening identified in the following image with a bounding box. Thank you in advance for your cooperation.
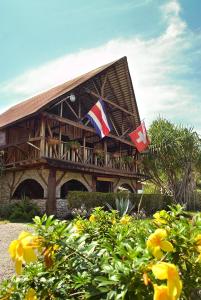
[13,179,44,199]
[60,179,88,198]
[117,183,135,193]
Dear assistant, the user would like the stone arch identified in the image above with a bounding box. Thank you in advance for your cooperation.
[11,170,48,198]
[60,179,89,198]
[115,182,136,193]
[12,179,44,199]
[56,173,92,197]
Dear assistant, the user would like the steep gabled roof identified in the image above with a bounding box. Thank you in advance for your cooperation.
[0,57,140,129]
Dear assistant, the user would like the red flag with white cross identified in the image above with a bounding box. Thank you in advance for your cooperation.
[129,121,150,152]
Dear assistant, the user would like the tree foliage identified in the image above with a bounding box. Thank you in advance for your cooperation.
[140,118,201,204]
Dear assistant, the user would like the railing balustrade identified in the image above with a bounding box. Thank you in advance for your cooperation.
[3,139,140,174]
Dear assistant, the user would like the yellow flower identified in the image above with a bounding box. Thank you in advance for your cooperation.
[89,214,96,222]
[152,262,182,300]
[195,234,201,244]
[120,215,131,224]
[147,229,174,259]
[25,288,37,300]
[112,219,116,225]
[153,284,170,300]
[8,231,40,275]
[153,211,168,225]
[73,220,84,233]
[195,234,201,262]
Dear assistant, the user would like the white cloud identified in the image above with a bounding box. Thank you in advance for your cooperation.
[0,0,200,132]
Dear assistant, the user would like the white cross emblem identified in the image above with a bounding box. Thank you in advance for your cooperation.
[136,131,147,144]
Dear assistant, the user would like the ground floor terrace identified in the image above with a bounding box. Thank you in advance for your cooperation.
[0,164,143,218]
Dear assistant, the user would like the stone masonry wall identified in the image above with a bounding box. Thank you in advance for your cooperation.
[0,168,137,218]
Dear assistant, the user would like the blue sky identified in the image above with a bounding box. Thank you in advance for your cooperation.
[0,0,201,132]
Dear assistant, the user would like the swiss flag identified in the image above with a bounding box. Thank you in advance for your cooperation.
[129,121,150,152]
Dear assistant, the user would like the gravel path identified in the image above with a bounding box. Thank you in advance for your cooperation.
[0,223,30,281]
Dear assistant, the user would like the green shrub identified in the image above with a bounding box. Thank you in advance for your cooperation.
[1,206,201,299]
[0,203,12,220]
[0,199,41,222]
[67,191,172,215]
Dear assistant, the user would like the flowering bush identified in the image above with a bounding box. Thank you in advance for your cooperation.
[0,205,201,299]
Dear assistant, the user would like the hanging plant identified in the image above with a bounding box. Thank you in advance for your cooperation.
[122,156,133,164]
[93,148,104,156]
[66,141,81,150]
[47,137,60,145]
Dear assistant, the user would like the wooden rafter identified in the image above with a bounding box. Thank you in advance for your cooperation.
[85,89,135,117]
[113,66,129,113]
[92,79,101,96]
[101,74,108,97]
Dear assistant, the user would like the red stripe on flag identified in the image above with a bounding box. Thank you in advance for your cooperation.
[91,104,110,136]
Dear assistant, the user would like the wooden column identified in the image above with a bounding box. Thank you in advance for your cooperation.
[40,117,46,157]
[104,139,108,167]
[91,176,96,192]
[46,168,57,215]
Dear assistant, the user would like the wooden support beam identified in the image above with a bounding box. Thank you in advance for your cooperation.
[46,120,58,158]
[9,171,25,199]
[109,116,120,136]
[47,120,53,137]
[40,117,46,157]
[65,101,79,119]
[78,98,81,119]
[86,89,135,117]
[37,169,48,187]
[82,174,92,190]
[42,112,134,146]
[60,102,63,117]
[46,168,57,215]
[104,139,107,166]
[56,171,67,186]
[27,142,40,151]
[91,175,96,192]
[92,80,101,96]
[120,127,131,138]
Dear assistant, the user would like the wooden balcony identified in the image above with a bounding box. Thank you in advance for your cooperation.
[45,141,138,173]
[1,139,146,179]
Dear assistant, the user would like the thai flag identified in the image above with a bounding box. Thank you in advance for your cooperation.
[86,98,111,139]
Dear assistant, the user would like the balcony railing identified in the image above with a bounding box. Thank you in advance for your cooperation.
[2,139,140,174]
[45,141,138,173]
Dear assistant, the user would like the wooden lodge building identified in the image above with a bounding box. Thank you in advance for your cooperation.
[0,57,146,217]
